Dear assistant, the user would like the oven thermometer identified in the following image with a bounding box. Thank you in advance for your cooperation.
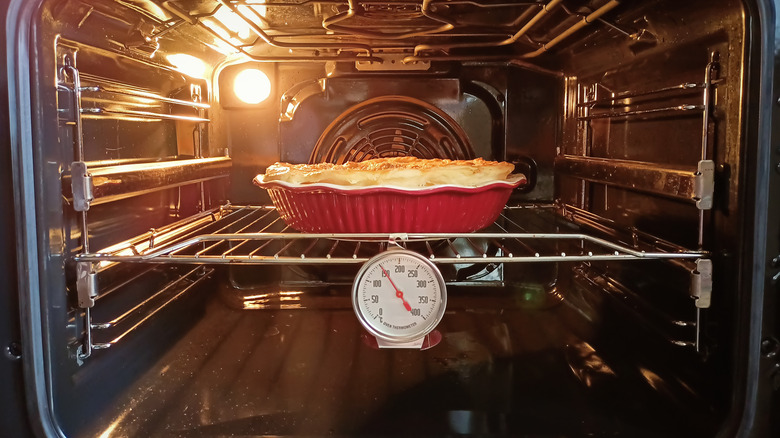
[352,249,447,349]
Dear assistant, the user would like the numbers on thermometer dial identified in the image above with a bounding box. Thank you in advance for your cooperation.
[353,251,446,343]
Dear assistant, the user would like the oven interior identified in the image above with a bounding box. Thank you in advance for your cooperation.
[15,0,764,436]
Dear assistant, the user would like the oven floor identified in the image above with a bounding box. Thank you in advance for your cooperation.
[82,287,718,437]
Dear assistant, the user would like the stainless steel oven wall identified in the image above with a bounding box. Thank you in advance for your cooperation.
[546,0,779,435]
[547,0,756,432]
[8,0,229,435]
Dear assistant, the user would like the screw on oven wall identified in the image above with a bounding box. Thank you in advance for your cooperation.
[773,364,780,391]
[760,337,780,358]
[4,342,21,360]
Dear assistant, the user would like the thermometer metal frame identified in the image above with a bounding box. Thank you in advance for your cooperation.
[352,249,447,345]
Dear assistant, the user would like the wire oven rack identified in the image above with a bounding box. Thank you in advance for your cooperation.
[75,204,706,266]
[73,204,710,359]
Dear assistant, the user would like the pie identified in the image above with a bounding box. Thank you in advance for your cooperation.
[261,157,517,188]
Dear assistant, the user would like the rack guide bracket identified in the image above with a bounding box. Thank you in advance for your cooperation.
[693,160,715,210]
[71,161,93,212]
[691,258,712,309]
[76,262,98,308]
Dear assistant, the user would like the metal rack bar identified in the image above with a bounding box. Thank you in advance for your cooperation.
[80,107,211,123]
[490,239,513,257]
[80,84,211,110]
[93,207,237,265]
[236,0,545,7]
[698,53,719,248]
[161,0,382,62]
[58,38,188,78]
[94,266,159,302]
[193,207,276,255]
[247,224,291,257]
[558,203,695,256]
[520,0,621,58]
[92,266,205,329]
[576,82,705,107]
[83,157,181,168]
[412,0,560,56]
[74,205,706,266]
[77,252,700,265]
[92,268,214,347]
[577,104,705,121]
[62,157,231,207]
[466,238,489,258]
[300,239,319,259]
[220,0,372,52]
[573,266,697,348]
[554,155,700,202]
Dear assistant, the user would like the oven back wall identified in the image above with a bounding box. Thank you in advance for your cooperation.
[223,63,558,204]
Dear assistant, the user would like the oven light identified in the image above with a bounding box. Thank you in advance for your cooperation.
[166,54,207,79]
[234,68,271,104]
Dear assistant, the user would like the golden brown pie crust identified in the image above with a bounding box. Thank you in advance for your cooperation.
[262,157,516,188]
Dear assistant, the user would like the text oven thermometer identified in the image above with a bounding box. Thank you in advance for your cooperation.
[352,249,447,349]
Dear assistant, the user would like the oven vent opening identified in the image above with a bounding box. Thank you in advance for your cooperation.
[309,96,474,163]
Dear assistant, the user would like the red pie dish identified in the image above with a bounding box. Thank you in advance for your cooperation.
[253,174,527,234]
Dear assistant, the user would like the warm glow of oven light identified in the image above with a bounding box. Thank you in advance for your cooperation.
[239,4,267,27]
[234,68,271,104]
[166,53,207,79]
[214,6,252,39]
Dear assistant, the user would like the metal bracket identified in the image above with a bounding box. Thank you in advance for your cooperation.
[356,51,430,71]
[71,161,93,212]
[693,160,715,210]
[76,262,98,308]
[690,258,712,309]
[190,84,202,103]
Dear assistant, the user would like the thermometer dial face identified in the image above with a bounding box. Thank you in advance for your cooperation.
[352,250,447,343]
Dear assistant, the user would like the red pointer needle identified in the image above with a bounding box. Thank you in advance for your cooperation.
[380,265,412,312]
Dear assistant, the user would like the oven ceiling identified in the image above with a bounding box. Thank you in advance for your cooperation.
[127,0,630,63]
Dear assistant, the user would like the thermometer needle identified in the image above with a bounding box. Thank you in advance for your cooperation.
[380,265,412,312]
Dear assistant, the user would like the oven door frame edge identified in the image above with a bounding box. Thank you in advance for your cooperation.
[5,0,66,436]
[723,0,779,437]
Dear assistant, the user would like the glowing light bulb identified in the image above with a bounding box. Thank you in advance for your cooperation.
[234,69,271,104]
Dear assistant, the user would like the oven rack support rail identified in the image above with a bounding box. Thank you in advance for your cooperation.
[566,52,720,228]
[56,46,225,361]
[56,47,226,213]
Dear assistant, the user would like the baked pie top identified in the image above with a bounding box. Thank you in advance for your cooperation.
[261,157,517,188]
